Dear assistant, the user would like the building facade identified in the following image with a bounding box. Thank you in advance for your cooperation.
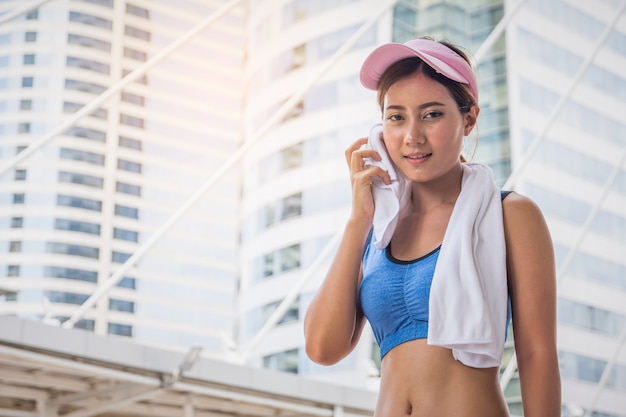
[0,0,245,354]
[504,0,626,415]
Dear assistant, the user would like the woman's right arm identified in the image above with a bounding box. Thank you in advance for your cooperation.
[304,137,390,365]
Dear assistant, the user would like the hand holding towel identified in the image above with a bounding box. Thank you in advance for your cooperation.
[363,123,412,249]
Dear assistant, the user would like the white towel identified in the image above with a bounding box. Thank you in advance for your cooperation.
[427,163,507,368]
[364,123,507,368]
[363,123,412,250]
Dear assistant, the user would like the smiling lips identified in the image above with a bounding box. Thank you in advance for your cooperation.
[405,152,432,161]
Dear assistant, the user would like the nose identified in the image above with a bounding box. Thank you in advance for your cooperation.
[404,119,425,145]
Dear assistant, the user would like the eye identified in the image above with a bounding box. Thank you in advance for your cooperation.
[424,111,443,119]
[386,113,403,122]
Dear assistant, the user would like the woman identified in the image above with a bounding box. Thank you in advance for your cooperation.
[303,38,561,416]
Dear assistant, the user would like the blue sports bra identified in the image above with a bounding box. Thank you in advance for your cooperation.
[360,241,439,359]
[359,191,512,360]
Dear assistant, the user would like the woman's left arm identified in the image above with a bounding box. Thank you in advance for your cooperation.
[503,192,561,417]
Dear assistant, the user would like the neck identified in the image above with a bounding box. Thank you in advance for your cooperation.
[409,163,464,213]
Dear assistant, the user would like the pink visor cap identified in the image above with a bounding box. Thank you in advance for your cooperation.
[359,38,478,101]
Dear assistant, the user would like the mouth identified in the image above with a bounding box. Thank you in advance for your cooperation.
[405,152,432,160]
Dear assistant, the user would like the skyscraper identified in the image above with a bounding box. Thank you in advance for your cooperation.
[504,0,626,415]
[0,0,245,354]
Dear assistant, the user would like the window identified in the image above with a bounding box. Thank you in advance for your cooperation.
[281,244,300,272]
[114,204,138,219]
[58,171,103,188]
[120,114,144,128]
[9,241,21,252]
[18,123,30,133]
[14,169,26,180]
[125,25,151,41]
[63,102,107,119]
[108,322,132,336]
[21,77,33,87]
[559,350,606,383]
[64,126,106,142]
[109,298,135,313]
[66,56,110,74]
[116,181,141,196]
[558,298,625,336]
[45,266,97,282]
[57,194,102,211]
[56,316,94,331]
[282,143,303,170]
[117,158,141,173]
[23,54,35,65]
[47,242,100,259]
[55,218,101,235]
[20,99,32,110]
[60,148,105,165]
[260,244,301,279]
[112,251,131,263]
[113,228,138,242]
[122,68,147,84]
[25,32,37,42]
[26,10,38,20]
[260,193,302,229]
[69,11,113,30]
[76,0,114,7]
[126,4,149,18]
[46,291,89,305]
[13,193,25,204]
[68,33,111,51]
[65,79,106,94]
[7,265,20,277]
[119,136,142,150]
[16,146,27,154]
[123,47,147,61]
[263,349,298,373]
[11,217,23,228]
[121,92,145,106]
[117,277,136,289]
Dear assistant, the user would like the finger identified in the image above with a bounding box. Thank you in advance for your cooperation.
[353,166,392,187]
[344,137,368,164]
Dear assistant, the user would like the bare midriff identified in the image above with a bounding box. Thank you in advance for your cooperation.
[375,339,510,417]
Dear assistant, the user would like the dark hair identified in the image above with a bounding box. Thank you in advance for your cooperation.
[376,40,477,114]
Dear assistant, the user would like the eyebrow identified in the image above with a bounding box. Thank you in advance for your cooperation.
[384,101,447,111]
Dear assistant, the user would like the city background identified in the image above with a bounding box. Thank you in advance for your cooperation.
[0,0,625,416]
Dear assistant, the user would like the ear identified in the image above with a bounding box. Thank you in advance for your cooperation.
[463,105,480,136]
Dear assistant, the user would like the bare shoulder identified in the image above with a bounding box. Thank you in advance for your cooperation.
[501,191,555,289]
[501,191,551,243]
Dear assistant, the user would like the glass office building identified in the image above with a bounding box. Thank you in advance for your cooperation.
[0,0,245,354]
[505,0,626,415]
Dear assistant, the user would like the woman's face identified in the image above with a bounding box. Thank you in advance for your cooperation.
[381,70,478,184]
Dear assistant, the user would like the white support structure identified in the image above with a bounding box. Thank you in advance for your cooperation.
[0,0,243,178]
